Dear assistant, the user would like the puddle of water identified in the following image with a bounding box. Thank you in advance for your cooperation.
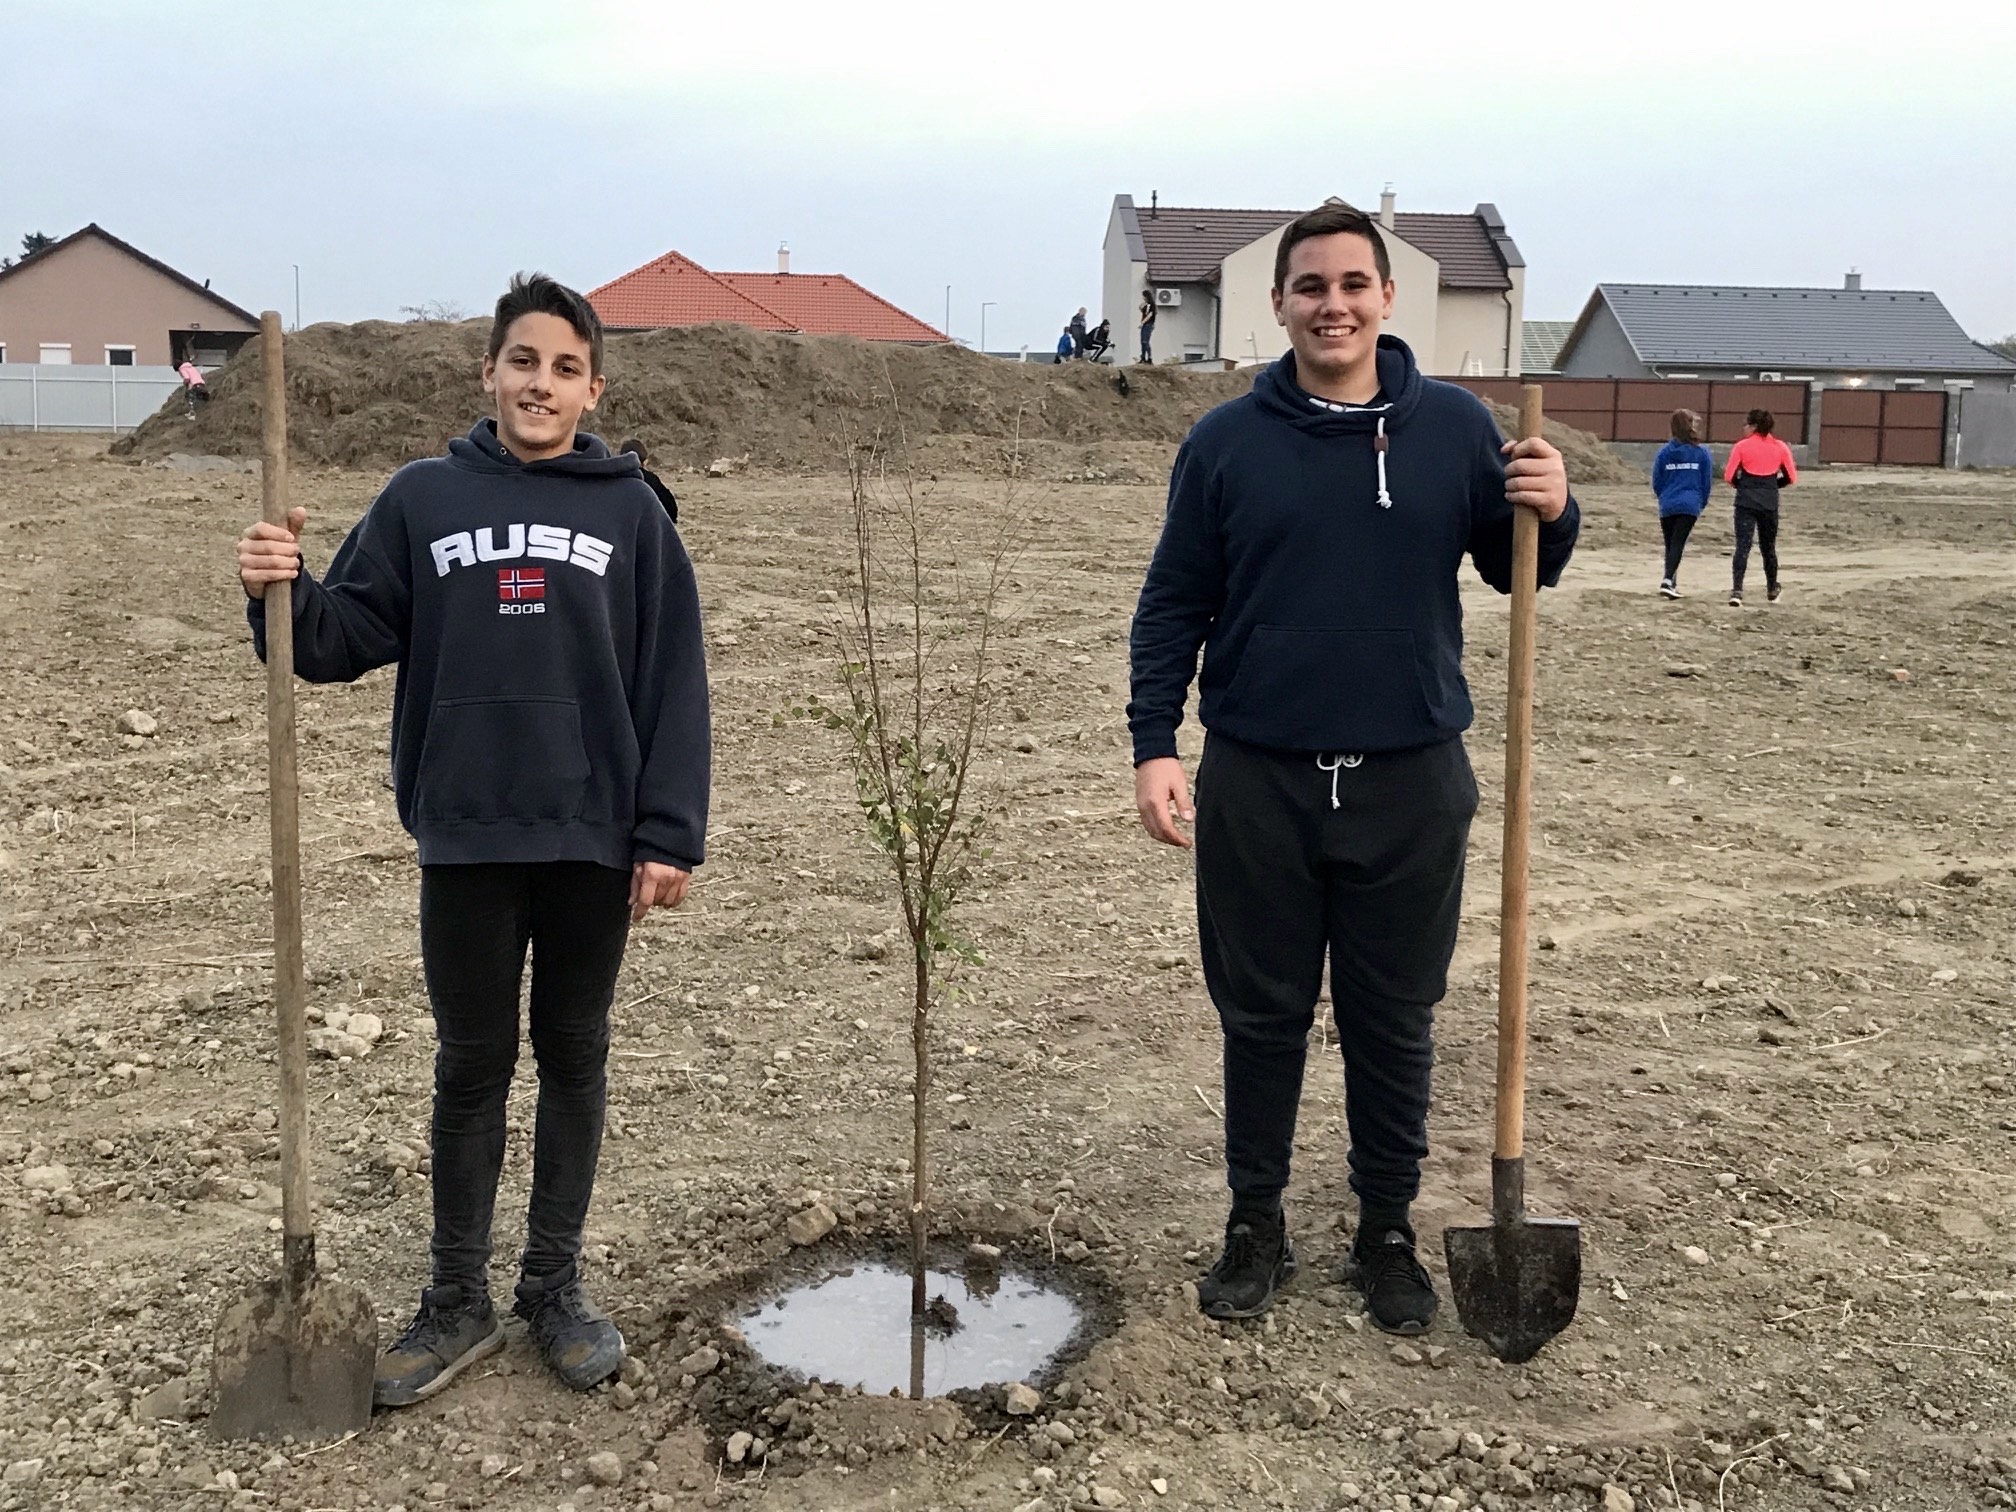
[739,1262,1080,1397]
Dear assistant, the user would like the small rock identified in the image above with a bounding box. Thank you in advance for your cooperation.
[346,1012,384,1045]
[1415,1427,1461,1460]
[117,709,159,737]
[3,1460,44,1486]
[1537,932,1558,951]
[134,1378,188,1421]
[1004,1382,1042,1416]
[1424,1344,1451,1369]
[207,709,239,724]
[1290,1394,1332,1429]
[1663,663,1704,678]
[1390,1343,1424,1366]
[846,936,890,962]
[480,1454,509,1479]
[22,1164,73,1193]
[1758,1026,1792,1046]
[307,1027,372,1060]
[1150,1478,1169,1496]
[1681,1245,1711,1266]
[1014,736,1040,754]
[679,1345,721,1377]
[1931,968,1958,984]
[1715,1172,1740,1189]
[786,1201,838,1246]
[1043,1421,1077,1446]
[1600,1486,1635,1512]
[1062,1240,1091,1262]
[725,1431,754,1465]
[1888,668,1910,683]
[1818,1466,1856,1493]
[1894,898,1920,918]
[584,1451,623,1486]
[1091,1486,1127,1509]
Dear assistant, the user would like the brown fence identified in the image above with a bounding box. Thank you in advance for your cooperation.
[1816,388,1947,465]
[1455,378,1812,446]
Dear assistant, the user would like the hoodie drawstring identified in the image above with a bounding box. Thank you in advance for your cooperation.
[1374,416,1393,510]
[1316,752,1364,809]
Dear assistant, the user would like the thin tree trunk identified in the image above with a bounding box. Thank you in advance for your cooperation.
[910,943,930,1319]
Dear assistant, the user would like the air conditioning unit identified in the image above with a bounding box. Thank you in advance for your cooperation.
[1759,370,1783,381]
[1154,287,1182,308]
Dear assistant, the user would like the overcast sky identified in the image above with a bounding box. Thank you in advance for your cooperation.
[7,0,2014,352]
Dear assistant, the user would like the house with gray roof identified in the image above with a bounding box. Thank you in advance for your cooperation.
[1554,277,2015,394]
[1100,190,1525,375]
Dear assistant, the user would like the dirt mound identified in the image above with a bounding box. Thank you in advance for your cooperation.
[114,319,1634,484]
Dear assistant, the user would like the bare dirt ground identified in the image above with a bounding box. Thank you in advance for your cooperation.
[3,431,2014,1512]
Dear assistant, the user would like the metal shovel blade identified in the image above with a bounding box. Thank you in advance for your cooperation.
[1444,1213,1581,1365]
[210,1273,376,1441]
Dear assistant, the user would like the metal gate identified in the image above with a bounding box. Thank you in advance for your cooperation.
[1818,389,1948,465]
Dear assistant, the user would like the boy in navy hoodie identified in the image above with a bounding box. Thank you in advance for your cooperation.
[1128,204,1577,1333]
[235,274,710,1406]
[1651,408,1713,597]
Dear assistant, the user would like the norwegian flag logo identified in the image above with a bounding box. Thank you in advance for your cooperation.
[497,568,545,601]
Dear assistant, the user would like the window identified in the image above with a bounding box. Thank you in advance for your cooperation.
[39,343,72,365]
[0,345,7,363]
[105,345,137,366]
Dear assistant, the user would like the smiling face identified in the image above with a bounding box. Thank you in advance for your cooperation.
[481,312,606,461]
[1270,231,1394,402]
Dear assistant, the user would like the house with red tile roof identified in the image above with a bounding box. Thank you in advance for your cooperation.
[1102,191,1525,375]
[588,246,944,344]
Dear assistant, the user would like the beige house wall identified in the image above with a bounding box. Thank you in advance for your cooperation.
[0,235,256,365]
[1431,272,1524,376]
[1218,224,1440,369]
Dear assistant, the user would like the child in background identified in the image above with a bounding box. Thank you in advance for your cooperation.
[1650,409,1712,598]
[1724,408,1798,606]
[235,273,711,1407]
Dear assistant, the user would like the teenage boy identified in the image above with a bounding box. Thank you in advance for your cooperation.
[235,273,711,1405]
[1127,204,1578,1333]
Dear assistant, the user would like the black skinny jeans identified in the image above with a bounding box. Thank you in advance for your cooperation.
[1659,513,1697,583]
[419,862,631,1294]
[1193,734,1477,1218]
[1732,506,1779,595]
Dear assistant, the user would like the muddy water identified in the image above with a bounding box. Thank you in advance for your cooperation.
[739,1263,1080,1396]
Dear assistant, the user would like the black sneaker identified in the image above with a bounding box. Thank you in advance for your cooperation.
[1728,591,1743,607]
[374,1284,505,1408]
[514,1264,624,1391]
[1659,579,1680,600]
[1343,1229,1439,1335]
[1197,1208,1297,1319]
[1767,582,1783,603]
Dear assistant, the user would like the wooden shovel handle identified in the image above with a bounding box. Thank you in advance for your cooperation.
[258,312,315,1293]
[1494,387,1543,1163]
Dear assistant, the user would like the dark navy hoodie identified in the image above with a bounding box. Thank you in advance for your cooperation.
[249,419,710,872]
[1128,336,1578,761]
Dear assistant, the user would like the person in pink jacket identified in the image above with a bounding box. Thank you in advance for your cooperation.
[1723,408,1797,606]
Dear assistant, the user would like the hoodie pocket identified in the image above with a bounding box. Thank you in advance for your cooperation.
[1224,626,1432,748]
[416,697,589,824]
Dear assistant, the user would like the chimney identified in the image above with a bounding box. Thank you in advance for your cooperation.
[1150,190,1158,219]
[1379,183,1396,230]
[1844,268,1861,291]
[777,242,791,274]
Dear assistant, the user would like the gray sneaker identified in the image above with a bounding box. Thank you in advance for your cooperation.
[374,1284,505,1408]
[515,1264,624,1391]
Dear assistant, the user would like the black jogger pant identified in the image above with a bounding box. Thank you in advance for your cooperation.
[1194,733,1477,1216]
[419,861,631,1293]
[1659,513,1697,584]
[1732,506,1779,595]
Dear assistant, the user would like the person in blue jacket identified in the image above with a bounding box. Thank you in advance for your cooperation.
[1651,409,1713,597]
[235,273,710,1409]
[1127,203,1578,1334]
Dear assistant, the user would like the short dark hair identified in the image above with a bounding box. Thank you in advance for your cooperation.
[1670,409,1702,443]
[619,438,648,462]
[1274,204,1392,292]
[488,272,604,375]
[1747,407,1776,435]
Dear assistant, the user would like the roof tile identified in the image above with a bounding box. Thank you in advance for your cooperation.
[1389,212,1512,291]
[716,272,944,342]
[587,251,794,332]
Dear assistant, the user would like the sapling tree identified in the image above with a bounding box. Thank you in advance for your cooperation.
[800,399,1022,1319]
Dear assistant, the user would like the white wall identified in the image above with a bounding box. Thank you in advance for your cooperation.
[1100,201,1148,363]
[1433,279,1522,377]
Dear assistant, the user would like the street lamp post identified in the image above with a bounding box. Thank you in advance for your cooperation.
[292,265,301,331]
[980,301,997,355]
[943,285,952,342]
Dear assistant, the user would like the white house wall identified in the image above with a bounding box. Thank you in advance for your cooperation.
[1099,203,1148,363]
[1215,224,1440,370]
[1433,275,1523,377]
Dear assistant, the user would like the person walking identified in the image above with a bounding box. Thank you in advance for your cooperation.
[1139,288,1158,365]
[1651,409,1713,597]
[1068,307,1089,358]
[1724,407,1797,606]
[1127,203,1578,1333]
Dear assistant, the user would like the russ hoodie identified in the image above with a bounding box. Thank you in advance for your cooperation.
[248,419,710,872]
[1128,336,1579,761]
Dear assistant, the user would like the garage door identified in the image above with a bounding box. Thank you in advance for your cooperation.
[1819,389,1948,465]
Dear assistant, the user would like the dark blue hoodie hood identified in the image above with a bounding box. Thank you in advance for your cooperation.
[447,418,643,478]
[1250,335,1424,509]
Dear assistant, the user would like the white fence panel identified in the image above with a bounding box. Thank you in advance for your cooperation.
[0,364,185,432]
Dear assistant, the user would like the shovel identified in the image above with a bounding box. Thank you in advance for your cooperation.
[211,312,377,1440]
[1443,385,1582,1365]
